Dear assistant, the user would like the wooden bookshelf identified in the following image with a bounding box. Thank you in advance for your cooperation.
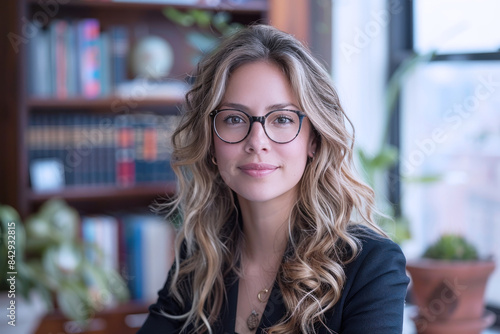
[34,301,150,334]
[0,0,317,332]
[2,0,270,217]
[26,0,269,13]
[27,96,184,110]
[0,0,317,216]
[27,182,177,202]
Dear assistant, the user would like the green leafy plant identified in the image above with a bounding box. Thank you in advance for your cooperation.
[357,51,438,243]
[163,7,243,64]
[0,199,129,323]
[423,234,479,261]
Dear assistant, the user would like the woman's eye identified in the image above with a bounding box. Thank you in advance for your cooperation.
[273,115,294,125]
[224,115,245,124]
[277,116,292,123]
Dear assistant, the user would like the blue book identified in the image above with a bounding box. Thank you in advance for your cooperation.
[122,213,174,302]
[109,26,129,90]
[29,28,52,97]
[126,218,143,300]
[88,114,99,185]
[72,114,83,186]
[63,114,75,186]
[82,216,97,263]
[99,32,112,97]
[65,21,78,97]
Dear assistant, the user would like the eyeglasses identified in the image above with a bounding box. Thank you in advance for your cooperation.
[210,109,307,144]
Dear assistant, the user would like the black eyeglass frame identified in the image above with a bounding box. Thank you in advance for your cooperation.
[210,108,307,144]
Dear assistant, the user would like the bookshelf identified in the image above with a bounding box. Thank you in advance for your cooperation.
[0,0,315,332]
[0,0,319,216]
[27,96,184,109]
[2,0,272,218]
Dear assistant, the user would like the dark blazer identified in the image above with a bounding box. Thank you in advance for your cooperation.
[138,227,410,333]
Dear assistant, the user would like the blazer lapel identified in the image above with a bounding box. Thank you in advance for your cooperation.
[257,280,286,333]
[219,271,239,333]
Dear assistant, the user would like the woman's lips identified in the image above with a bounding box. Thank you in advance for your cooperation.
[238,163,279,177]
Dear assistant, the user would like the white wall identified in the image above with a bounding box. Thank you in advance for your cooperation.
[331,0,391,156]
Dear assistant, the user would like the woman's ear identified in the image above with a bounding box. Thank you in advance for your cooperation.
[308,131,318,158]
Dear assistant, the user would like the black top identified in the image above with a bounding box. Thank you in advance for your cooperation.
[137,227,410,333]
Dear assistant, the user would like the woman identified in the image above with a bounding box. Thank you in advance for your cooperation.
[138,24,409,334]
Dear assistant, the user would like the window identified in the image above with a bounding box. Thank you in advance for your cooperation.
[414,0,500,54]
[400,1,500,308]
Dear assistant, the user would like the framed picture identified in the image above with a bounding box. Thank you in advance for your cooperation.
[30,159,65,192]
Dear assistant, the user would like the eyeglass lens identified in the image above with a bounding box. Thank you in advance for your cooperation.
[213,109,302,144]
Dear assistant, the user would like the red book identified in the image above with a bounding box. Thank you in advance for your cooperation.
[116,115,135,187]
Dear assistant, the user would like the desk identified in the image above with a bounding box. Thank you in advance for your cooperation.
[404,305,500,334]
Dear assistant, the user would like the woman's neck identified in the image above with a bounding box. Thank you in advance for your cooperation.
[237,195,294,268]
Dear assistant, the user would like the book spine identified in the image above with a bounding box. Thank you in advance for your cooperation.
[99,32,112,97]
[143,217,174,303]
[29,27,51,97]
[64,114,76,186]
[81,216,97,263]
[81,114,91,185]
[66,21,78,97]
[27,114,41,170]
[56,113,66,186]
[49,19,69,98]
[77,19,101,98]
[105,216,119,271]
[88,114,98,186]
[125,218,143,300]
[134,114,145,184]
[109,26,129,90]
[106,116,116,186]
[72,114,83,186]
[115,115,135,187]
[142,114,158,183]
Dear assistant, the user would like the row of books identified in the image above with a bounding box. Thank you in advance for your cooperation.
[81,213,176,302]
[28,112,180,190]
[28,18,129,98]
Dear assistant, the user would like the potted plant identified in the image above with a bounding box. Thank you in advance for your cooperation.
[0,199,129,326]
[406,234,496,334]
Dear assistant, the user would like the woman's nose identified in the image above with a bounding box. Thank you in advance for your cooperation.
[244,121,271,153]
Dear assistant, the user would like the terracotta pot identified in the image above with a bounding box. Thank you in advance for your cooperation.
[406,259,496,334]
[410,310,496,334]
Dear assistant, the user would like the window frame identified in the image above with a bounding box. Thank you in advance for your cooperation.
[388,0,500,324]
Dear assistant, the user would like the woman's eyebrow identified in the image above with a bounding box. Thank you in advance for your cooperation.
[219,102,300,111]
[267,103,300,111]
[219,102,248,110]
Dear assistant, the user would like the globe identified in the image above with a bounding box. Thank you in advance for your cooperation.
[131,35,174,79]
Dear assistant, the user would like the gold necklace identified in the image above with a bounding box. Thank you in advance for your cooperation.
[246,287,270,330]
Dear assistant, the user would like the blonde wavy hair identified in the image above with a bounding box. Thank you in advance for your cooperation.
[160,24,386,333]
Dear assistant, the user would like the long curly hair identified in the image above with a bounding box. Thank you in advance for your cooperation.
[159,24,385,333]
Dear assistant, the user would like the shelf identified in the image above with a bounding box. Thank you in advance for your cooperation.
[27,96,184,111]
[28,182,177,203]
[34,301,150,334]
[27,0,268,13]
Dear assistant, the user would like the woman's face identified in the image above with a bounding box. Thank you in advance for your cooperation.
[213,61,316,205]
